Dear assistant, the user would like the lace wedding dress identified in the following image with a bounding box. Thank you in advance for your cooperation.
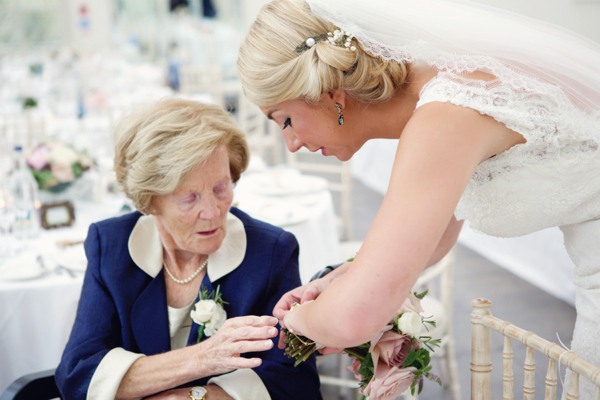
[416,72,600,398]
[306,0,600,396]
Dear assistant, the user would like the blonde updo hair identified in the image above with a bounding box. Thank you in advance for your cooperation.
[113,98,249,214]
[237,0,409,107]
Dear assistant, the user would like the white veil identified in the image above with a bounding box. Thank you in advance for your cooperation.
[306,0,600,115]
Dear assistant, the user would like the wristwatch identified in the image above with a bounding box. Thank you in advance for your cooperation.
[189,386,207,400]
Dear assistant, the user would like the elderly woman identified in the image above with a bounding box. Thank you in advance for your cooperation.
[55,99,321,400]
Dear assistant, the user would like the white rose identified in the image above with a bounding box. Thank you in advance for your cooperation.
[48,143,79,165]
[191,300,217,324]
[397,311,423,337]
[204,306,227,337]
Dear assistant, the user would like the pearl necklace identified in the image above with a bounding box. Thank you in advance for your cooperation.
[163,259,208,284]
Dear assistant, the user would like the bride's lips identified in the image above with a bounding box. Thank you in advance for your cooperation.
[197,228,218,236]
[320,147,327,156]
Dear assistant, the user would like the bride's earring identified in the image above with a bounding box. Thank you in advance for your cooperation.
[335,103,344,126]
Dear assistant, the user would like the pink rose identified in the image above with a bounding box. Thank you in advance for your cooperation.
[27,145,49,170]
[370,330,417,372]
[398,292,424,314]
[363,365,417,400]
[51,163,75,183]
[347,357,363,381]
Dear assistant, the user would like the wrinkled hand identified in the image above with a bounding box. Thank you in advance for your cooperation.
[194,315,278,377]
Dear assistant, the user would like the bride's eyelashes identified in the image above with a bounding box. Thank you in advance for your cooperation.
[283,118,292,130]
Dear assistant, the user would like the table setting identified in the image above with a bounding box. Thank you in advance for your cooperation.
[0,197,125,393]
[235,166,341,283]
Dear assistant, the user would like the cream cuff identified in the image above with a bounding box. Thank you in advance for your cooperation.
[208,369,271,400]
[87,348,144,400]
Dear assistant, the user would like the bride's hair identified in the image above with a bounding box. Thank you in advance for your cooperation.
[237,0,409,107]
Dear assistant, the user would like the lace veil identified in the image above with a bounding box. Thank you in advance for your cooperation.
[306,0,600,116]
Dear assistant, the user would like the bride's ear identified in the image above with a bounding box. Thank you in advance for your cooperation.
[328,89,346,108]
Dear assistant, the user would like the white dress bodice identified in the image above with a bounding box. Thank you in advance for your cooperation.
[417,72,600,238]
[417,72,600,398]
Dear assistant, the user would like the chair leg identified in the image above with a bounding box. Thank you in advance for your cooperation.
[337,353,353,399]
[445,338,461,400]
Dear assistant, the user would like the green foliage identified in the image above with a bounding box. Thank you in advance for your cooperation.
[30,168,56,189]
[72,163,83,178]
[357,353,374,388]
[23,97,38,109]
[199,284,228,306]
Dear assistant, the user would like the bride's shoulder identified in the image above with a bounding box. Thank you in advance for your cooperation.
[411,63,498,82]
[450,70,498,82]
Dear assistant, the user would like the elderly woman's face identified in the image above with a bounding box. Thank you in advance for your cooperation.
[152,145,233,256]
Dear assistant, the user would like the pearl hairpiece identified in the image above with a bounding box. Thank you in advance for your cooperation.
[295,30,357,53]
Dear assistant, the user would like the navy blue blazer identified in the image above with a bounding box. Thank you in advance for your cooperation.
[55,208,321,399]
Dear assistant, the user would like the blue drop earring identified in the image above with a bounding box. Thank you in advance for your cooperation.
[335,103,344,126]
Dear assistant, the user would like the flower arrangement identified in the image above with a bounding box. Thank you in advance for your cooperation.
[190,285,228,342]
[26,142,93,192]
[283,290,442,399]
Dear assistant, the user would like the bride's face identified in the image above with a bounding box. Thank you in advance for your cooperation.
[261,97,360,162]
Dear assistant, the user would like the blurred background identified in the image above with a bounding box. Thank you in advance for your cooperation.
[0,0,598,398]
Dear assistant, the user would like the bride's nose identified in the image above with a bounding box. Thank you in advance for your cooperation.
[282,130,303,153]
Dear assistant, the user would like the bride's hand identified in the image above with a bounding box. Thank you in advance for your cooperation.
[273,277,332,348]
[279,300,345,355]
[273,277,330,320]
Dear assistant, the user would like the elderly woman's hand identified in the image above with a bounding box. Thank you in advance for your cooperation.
[193,315,279,377]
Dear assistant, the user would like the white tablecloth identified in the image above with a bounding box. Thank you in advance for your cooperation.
[350,139,576,306]
[0,200,117,393]
[0,169,340,393]
[234,167,341,283]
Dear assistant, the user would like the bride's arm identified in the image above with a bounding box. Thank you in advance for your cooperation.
[427,216,463,267]
[284,102,505,348]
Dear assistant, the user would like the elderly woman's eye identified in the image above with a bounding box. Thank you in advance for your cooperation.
[214,182,228,193]
[283,118,292,129]
[181,194,197,204]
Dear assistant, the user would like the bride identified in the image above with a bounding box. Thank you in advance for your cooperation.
[237,0,600,397]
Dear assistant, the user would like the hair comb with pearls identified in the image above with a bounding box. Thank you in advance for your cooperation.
[295,30,357,53]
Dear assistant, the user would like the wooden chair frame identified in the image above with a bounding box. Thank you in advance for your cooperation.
[471,298,600,400]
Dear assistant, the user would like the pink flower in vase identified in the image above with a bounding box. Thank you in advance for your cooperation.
[27,145,49,171]
[51,162,75,183]
[363,364,417,400]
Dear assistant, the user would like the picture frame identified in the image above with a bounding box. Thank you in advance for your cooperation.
[40,201,75,229]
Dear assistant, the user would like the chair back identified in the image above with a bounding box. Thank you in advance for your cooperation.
[286,148,353,240]
[178,64,224,107]
[0,369,59,400]
[237,96,283,165]
[471,298,600,400]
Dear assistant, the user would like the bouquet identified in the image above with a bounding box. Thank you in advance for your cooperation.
[190,285,228,342]
[26,141,93,192]
[283,290,442,399]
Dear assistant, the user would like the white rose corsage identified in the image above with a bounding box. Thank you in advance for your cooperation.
[190,285,228,342]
